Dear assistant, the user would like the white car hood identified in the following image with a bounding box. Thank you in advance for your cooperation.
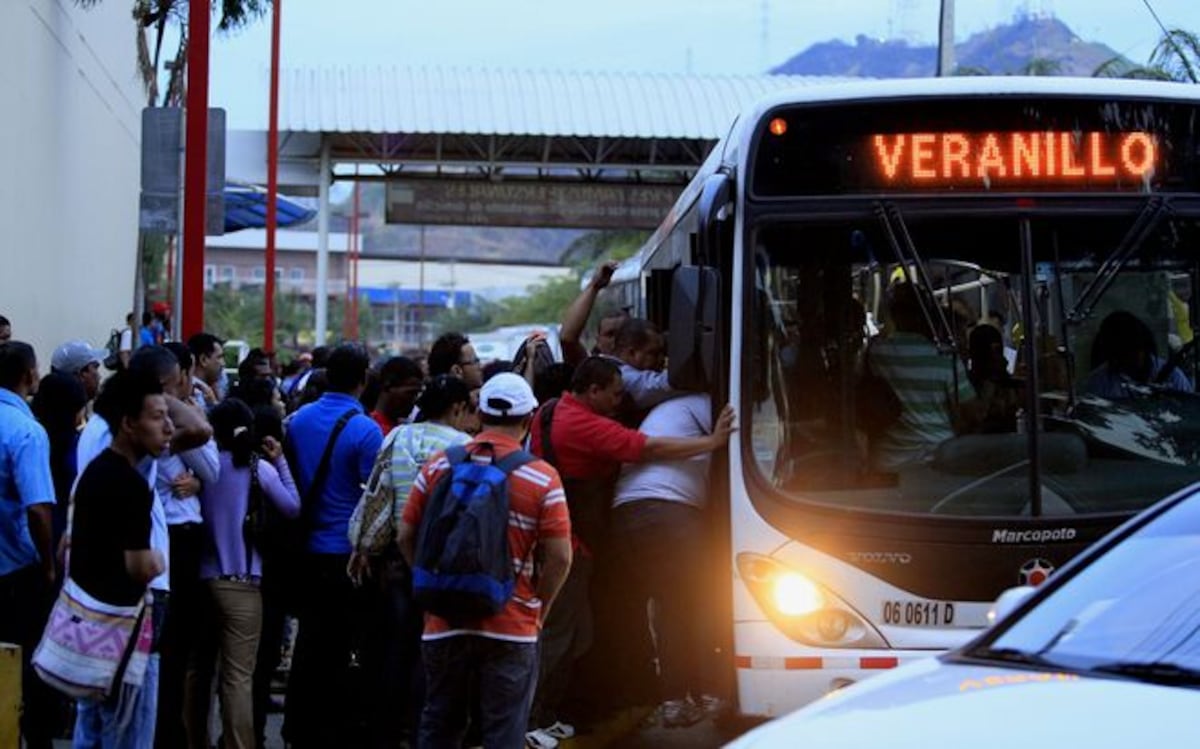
[730,657,1200,748]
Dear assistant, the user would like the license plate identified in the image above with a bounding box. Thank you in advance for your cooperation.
[881,600,957,627]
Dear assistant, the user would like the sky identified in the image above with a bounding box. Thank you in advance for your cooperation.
[205,0,1199,128]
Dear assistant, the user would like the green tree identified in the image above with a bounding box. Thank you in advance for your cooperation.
[1094,28,1200,83]
[952,65,991,76]
[1019,57,1063,76]
[75,0,272,325]
[204,286,357,356]
[74,1,271,106]
[437,230,650,336]
[1149,28,1200,83]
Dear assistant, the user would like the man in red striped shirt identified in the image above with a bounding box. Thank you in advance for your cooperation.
[399,372,572,749]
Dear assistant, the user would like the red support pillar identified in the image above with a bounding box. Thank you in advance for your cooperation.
[350,179,361,341]
[182,0,211,339]
[264,0,282,353]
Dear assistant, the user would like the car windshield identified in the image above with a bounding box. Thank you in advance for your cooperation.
[970,492,1200,683]
[746,209,1200,518]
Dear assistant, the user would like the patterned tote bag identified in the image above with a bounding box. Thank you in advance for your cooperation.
[32,577,152,700]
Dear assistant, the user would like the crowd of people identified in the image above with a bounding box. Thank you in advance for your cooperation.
[0,262,737,749]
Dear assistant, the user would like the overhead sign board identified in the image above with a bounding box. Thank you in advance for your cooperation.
[385,180,681,229]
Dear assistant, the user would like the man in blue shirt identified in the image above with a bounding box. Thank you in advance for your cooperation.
[284,344,382,748]
[0,341,57,749]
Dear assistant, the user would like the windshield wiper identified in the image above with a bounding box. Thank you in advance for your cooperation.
[963,646,1064,670]
[1090,661,1200,686]
[873,201,957,355]
[1067,196,1171,324]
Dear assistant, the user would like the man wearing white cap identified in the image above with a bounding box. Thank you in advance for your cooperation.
[399,372,573,749]
[51,340,106,402]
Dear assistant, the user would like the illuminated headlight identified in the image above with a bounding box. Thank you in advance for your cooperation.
[738,553,887,649]
[772,572,823,616]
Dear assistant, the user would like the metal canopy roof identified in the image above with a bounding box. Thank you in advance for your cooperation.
[274,67,852,185]
[282,67,841,139]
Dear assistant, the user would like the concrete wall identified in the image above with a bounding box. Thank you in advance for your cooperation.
[0,0,143,366]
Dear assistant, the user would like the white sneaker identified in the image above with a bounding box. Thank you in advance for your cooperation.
[525,729,559,749]
[543,721,575,740]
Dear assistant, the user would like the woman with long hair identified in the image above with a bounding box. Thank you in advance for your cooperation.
[30,371,87,542]
[185,398,300,749]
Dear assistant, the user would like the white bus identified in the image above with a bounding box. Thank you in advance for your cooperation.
[604,78,1200,718]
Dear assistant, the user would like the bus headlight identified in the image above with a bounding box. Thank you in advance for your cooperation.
[738,553,888,649]
[772,572,823,616]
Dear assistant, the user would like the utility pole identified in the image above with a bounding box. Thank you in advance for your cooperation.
[936,0,955,76]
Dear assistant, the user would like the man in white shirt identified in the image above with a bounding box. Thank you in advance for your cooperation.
[153,342,220,748]
[118,313,136,370]
[611,393,721,728]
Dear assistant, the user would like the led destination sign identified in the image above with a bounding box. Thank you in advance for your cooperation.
[750,97,1200,197]
[871,131,1157,186]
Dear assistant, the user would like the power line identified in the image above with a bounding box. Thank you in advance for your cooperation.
[1140,0,1173,42]
[1140,0,1197,82]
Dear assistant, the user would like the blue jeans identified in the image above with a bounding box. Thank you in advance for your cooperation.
[420,636,538,749]
[73,653,159,749]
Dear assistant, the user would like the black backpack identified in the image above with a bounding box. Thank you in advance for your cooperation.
[412,444,535,622]
[103,328,126,371]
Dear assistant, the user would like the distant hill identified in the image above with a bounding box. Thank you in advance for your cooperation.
[771,15,1126,77]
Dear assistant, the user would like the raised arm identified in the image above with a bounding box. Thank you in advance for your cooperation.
[560,261,618,365]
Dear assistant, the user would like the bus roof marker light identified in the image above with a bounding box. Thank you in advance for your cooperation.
[768,117,788,137]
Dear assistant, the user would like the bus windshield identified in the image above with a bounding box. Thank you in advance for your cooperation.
[746,208,1200,519]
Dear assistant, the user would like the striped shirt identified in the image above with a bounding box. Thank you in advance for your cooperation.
[402,431,570,643]
[868,332,974,470]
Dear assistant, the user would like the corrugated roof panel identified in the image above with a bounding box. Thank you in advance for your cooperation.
[279,66,852,139]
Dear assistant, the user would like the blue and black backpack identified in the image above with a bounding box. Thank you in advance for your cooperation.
[412,443,536,622]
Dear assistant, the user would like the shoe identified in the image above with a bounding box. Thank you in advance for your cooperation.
[660,698,705,728]
[525,729,559,749]
[691,693,725,717]
[543,721,575,740]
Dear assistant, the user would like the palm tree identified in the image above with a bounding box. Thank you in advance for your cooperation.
[1092,57,1174,80]
[1149,28,1200,83]
[1094,28,1199,83]
[75,1,271,322]
[73,1,271,106]
[1019,57,1063,76]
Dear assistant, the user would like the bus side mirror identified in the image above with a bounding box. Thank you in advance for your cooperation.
[668,265,722,391]
[697,173,733,266]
